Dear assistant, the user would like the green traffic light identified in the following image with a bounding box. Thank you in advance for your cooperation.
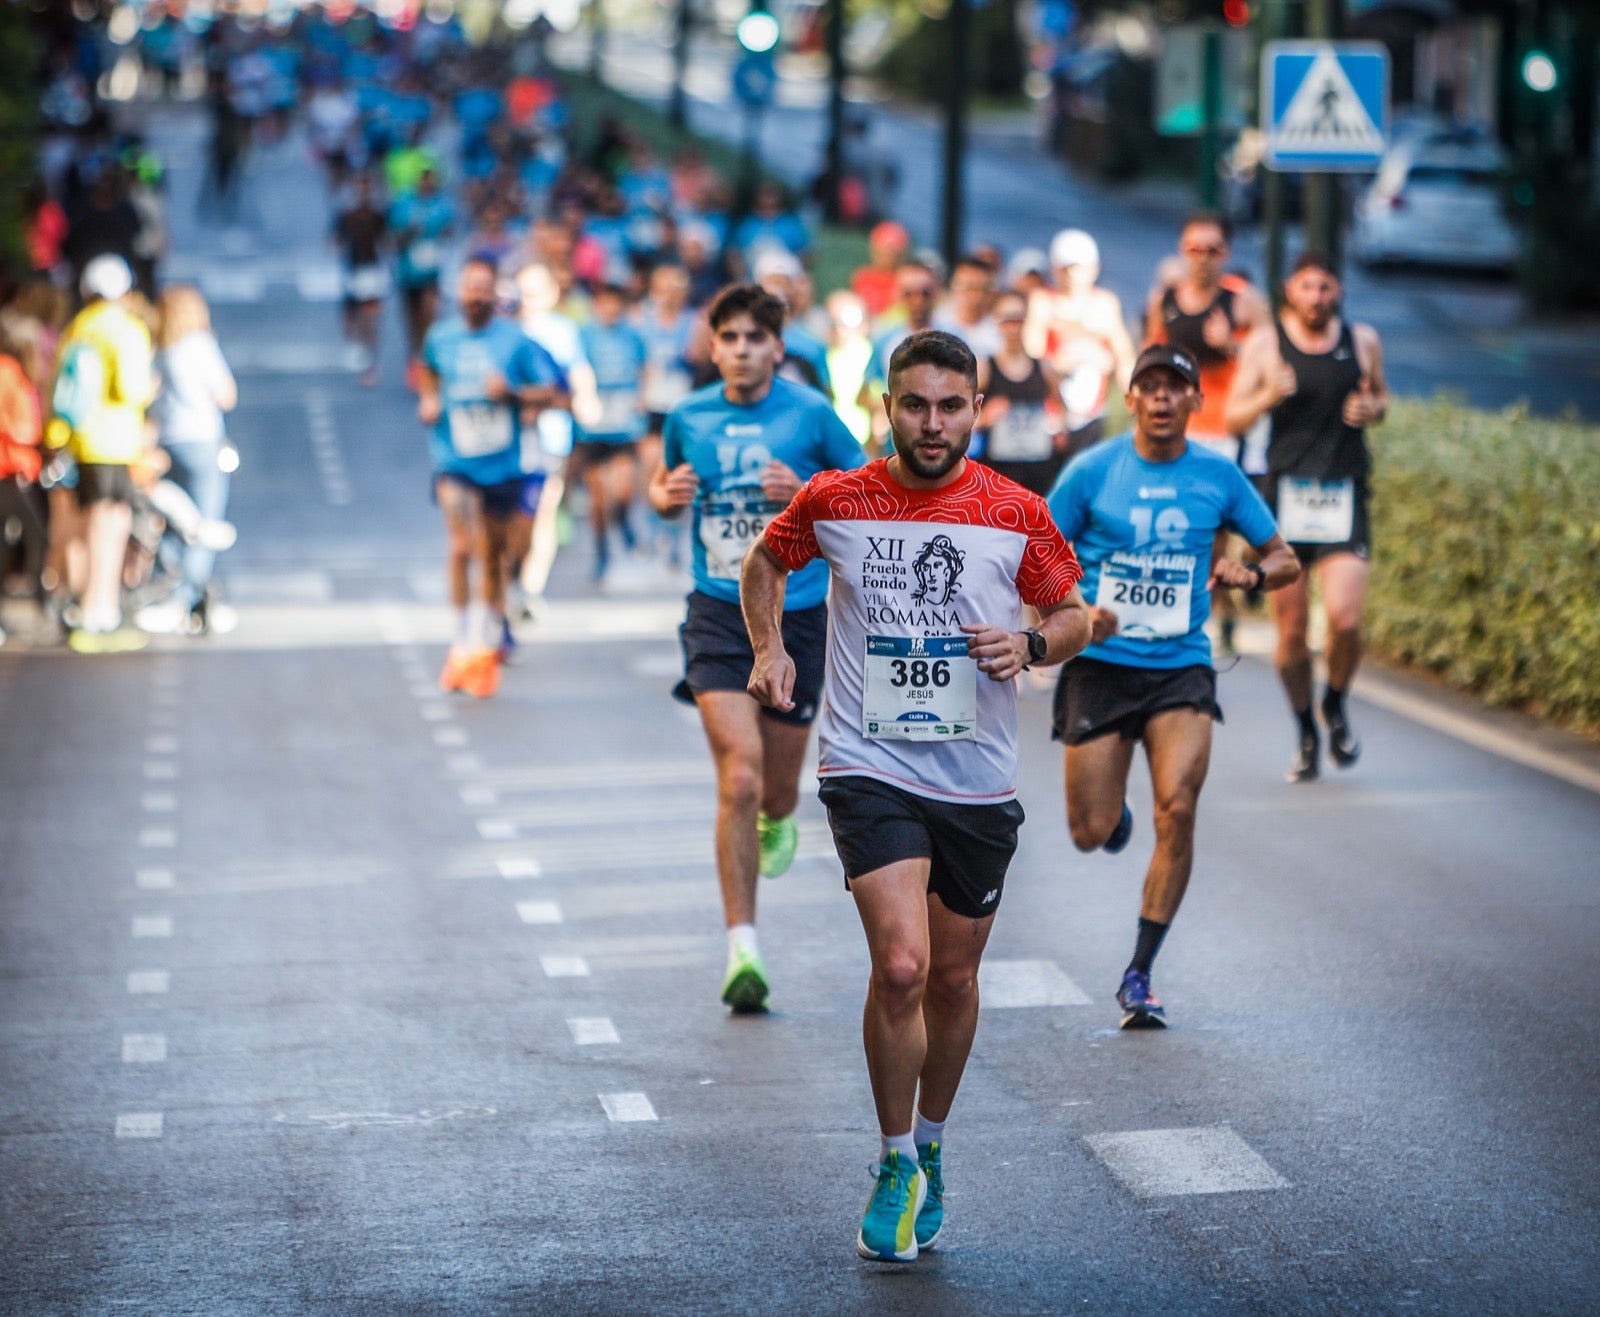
[737,11,780,54]
[1521,51,1558,93]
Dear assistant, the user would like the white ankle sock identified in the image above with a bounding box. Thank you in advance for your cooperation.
[727,924,759,960]
[880,1132,918,1165]
[913,1110,946,1148]
[452,607,473,649]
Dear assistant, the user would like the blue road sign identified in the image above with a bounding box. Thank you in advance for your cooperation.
[1263,41,1389,172]
[732,52,776,111]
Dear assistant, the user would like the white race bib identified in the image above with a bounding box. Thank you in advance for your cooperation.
[862,635,977,741]
[1095,551,1195,640]
[699,487,776,580]
[1190,432,1242,464]
[986,403,1053,462]
[1278,476,1354,543]
[592,389,638,435]
[641,365,692,413]
[408,239,442,272]
[1060,365,1107,427]
[449,402,514,458]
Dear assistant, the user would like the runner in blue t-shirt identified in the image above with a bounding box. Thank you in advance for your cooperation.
[649,283,864,1013]
[1046,344,1298,1029]
[389,168,456,384]
[418,259,567,699]
[575,284,649,582]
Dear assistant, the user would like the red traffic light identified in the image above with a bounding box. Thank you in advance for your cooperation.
[1223,0,1250,26]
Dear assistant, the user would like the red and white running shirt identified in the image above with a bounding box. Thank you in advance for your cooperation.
[764,458,1083,804]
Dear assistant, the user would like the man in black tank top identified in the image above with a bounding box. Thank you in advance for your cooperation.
[1227,252,1389,783]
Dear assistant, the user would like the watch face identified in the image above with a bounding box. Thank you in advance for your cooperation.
[1027,630,1047,661]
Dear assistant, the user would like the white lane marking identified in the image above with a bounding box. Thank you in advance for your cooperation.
[488,796,711,830]
[127,971,170,995]
[460,786,499,807]
[407,570,447,602]
[410,685,440,703]
[225,570,335,604]
[978,959,1092,1008]
[295,266,344,301]
[145,735,179,754]
[276,1106,496,1130]
[139,828,177,849]
[122,1034,167,1063]
[142,761,178,781]
[447,754,482,775]
[433,727,469,747]
[476,819,517,841]
[568,1017,620,1046]
[1352,673,1600,797]
[115,1112,164,1139]
[141,792,177,813]
[516,900,563,925]
[540,954,590,978]
[599,1092,658,1123]
[132,916,173,939]
[135,868,175,891]
[420,703,454,723]
[200,268,265,302]
[496,857,543,879]
[304,393,353,507]
[464,759,711,792]
[1085,1127,1290,1196]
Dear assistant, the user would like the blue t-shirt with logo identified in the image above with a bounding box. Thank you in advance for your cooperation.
[1047,432,1276,669]
[422,316,565,487]
[390,192,456,288]
[578,320,648,443]
[663,377,864,609]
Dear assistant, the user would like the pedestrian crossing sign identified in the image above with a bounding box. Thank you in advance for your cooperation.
[1263,41,1389,171]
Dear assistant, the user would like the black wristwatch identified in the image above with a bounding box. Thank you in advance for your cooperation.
[1022,628,1048,668]
[1245,563,1267,592]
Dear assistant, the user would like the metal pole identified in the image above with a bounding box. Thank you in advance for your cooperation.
[669,0,691,129]
[1262,0,1288,299]
[590,0,606,82]
[824,0,845,222]
[1199,27,1222,208]
[941,0,970,270]
[1302,0,1342,274]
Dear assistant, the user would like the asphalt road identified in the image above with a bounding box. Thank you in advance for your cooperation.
[2,102,1599,1316]
[560,30,1600,423]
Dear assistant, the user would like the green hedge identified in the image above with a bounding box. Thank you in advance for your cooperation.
[1367,398,1600,737]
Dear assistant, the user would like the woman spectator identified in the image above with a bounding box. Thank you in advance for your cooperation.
[136,284,237,635]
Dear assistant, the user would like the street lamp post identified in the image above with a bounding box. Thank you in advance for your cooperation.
[670,0,691,129]
[941,0,970,271]
[823,0,846,223]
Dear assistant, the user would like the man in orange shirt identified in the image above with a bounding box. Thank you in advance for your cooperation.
[851,221,911,320]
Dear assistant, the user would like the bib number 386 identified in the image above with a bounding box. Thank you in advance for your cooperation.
[862,635,977,740]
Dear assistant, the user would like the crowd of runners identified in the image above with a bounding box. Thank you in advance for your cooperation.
[5,6,1397,1269]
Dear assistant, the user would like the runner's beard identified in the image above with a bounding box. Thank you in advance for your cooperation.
[893,429,970,481]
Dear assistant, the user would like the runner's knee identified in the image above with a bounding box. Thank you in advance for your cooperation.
[715,757,762,812]
[872,947,929,1010]
[925,962,978,1012]
[1152,792,1197,839]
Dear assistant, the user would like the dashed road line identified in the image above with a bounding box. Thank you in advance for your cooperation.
[304,392,353,507]
[539,954,590,978]
[978,959,1091,1008]
[568,1018,620,1046]
[432,727,469,748]
[145,735,179,754]
[135,867,176,891]
[515,900,563,925]
[139,827,177,849]
[132,916,173,939]
[115,1112,164,1139]
[127,971,170,995]
[599,1092,658,1123]
[142,761,178,781]
[122,1034,167,1063]
[1085,1127,1290,1196]
[141,792,177,812]
[495,857,542,879]
[476,818,518,841]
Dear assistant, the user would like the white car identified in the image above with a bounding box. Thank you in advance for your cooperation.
[1351,133,1520,271]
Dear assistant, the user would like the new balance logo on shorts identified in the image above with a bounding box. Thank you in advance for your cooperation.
[982,889,999,905]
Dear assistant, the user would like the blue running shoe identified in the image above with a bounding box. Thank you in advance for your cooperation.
[857,1150,926,1263]
[498,615,518,665]
[1103,801,1134,854]
[915,1142,944,1250]
[1117,968,1167,1029]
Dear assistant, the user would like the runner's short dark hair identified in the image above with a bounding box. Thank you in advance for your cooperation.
[1290,249,1339,279]
[1181,209,1234,245]
[708,282,786,338]
[888,329,978,390]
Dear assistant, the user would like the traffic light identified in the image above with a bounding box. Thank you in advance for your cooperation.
[1222,0,1250,28]
[736,4,780,55]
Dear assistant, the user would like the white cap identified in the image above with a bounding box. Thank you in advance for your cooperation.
[1049,228,1099,269]
[1006,247,1049,284]
[81,254,134,301]
[752,246,803,282]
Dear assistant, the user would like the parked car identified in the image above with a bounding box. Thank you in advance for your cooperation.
[1351,130,1519,271]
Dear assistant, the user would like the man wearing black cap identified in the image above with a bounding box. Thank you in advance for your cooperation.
[1046,344,1299,1027]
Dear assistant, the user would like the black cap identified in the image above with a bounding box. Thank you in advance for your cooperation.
[1130,344,1200,390]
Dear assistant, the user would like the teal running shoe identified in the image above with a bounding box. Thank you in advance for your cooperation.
[720,945,770,1013]
[856,1149,926,1263]
[756,812,798,878]
[915,1141,944,1250]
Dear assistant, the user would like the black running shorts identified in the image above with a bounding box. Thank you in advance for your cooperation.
[819,775,1024,920]
[433,471,525,521]
[1052,657,1223,745]
[673,589,826,727]
[76,462,138,508]
[1260,474,1372,567]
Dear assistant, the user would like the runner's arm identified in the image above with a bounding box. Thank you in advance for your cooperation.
[741,540,796,712]
[960,585,1089,682]
[416,364,442,426]
[1223,327,1293,436]
[647,459,698,516]
[1210,533,1299,592]
[1344,323,1388,427]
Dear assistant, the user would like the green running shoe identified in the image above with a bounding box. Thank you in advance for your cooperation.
[756,812,798,878]
[720,945,770,1013]
[857,1149,926,1263]
[915,1141,944,1250]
